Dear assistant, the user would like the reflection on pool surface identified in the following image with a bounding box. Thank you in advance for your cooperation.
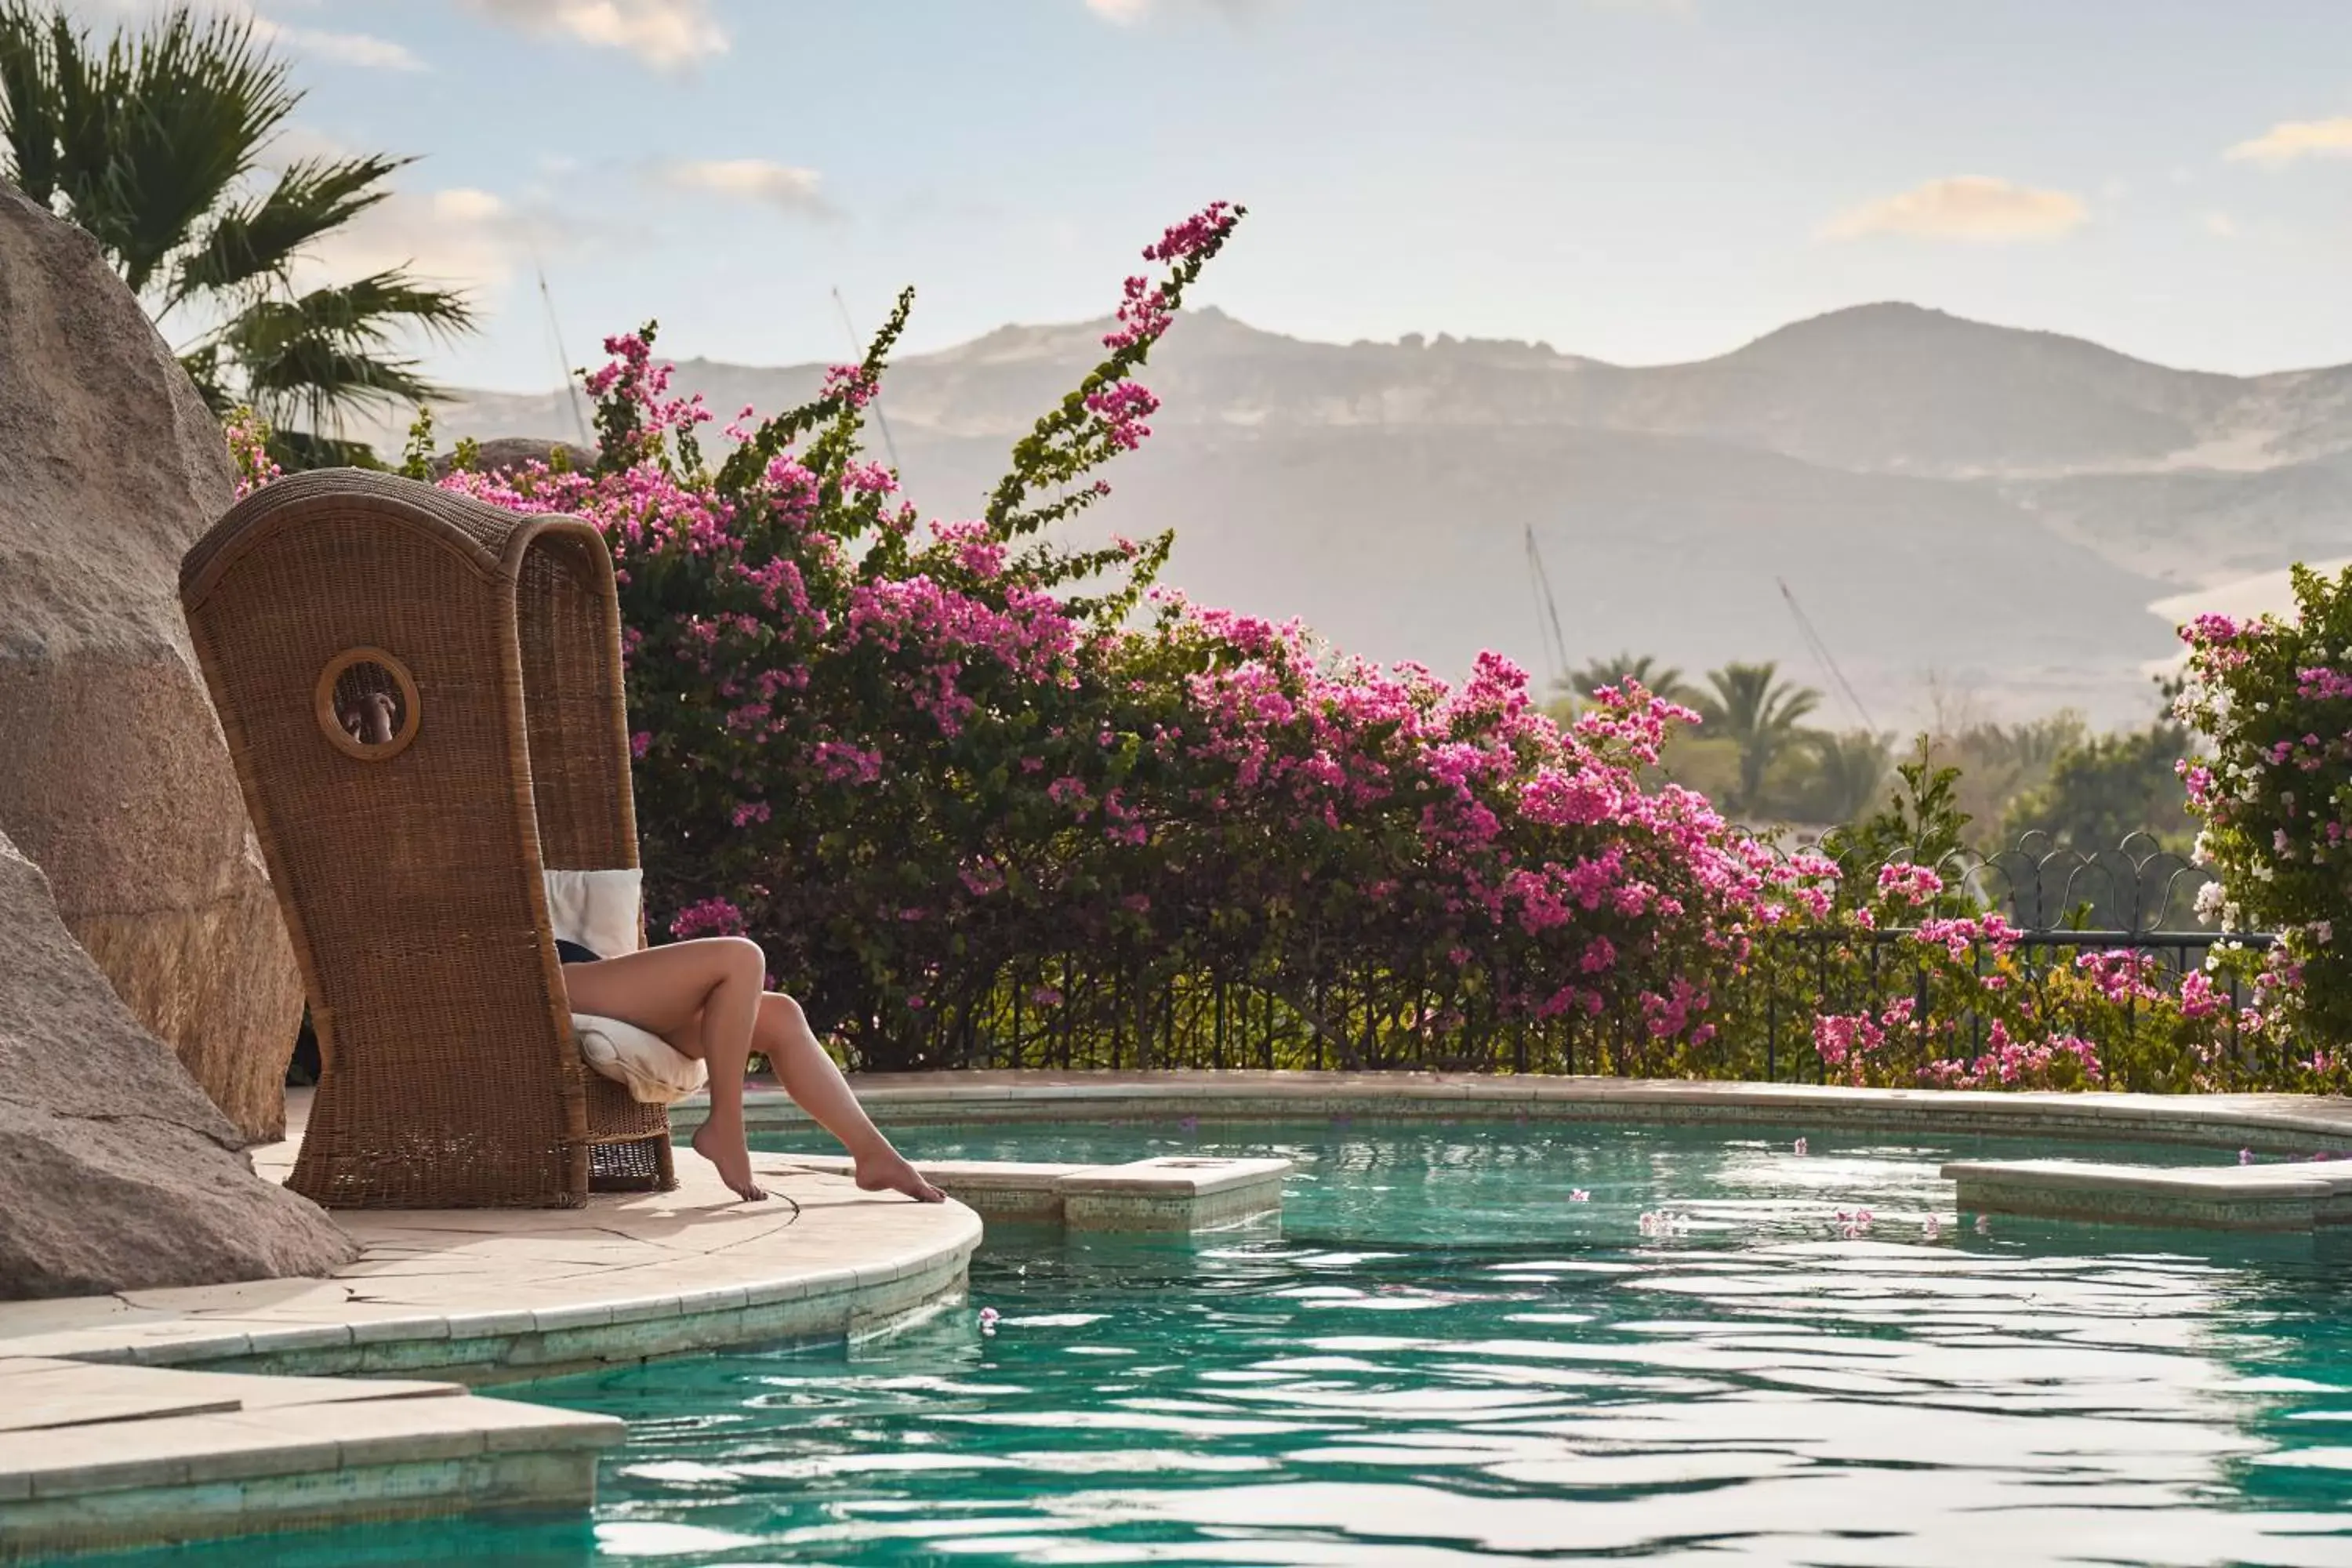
[107,1120,2352,1566]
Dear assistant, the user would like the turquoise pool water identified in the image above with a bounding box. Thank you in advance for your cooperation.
[103,1120,2352,1566]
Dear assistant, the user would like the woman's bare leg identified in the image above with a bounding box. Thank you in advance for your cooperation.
[753,993,943,1203]
[560,938,768,1201]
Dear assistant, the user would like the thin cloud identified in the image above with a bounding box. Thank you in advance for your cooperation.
[2227,117,2352,165]
[56,0,422,70]
[293,186,535,296]
[2203,212,2238,239]
[1819,175,2085,243]
[463,0,725,68]
[266,23,423,71]
[659,158,837,218]
[256,122,360,170]
[1083,0,1273,24]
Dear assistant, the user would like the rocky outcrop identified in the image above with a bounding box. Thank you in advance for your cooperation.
[0,184,305,1142]
[0,827,354,1298]
[430,436,597,479]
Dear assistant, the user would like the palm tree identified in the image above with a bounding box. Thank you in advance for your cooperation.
[1802,729,1894,826]
[1697,662,1822,815]
[0,2,474,461]
[1558,652,1695,707]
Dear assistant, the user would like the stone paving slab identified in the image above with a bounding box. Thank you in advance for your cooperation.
[0,1359,459,1432]
[0,1380,620,1562]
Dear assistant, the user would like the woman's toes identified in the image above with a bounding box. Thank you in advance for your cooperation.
[691,1123,766,1201]
[855,1149,945,1203]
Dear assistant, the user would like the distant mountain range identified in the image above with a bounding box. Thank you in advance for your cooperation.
[367,302,2352,728]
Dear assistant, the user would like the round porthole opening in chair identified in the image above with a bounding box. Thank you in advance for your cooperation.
[314,648,420,761]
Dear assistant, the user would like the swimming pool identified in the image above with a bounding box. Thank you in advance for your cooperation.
[99,1120,2352,1565]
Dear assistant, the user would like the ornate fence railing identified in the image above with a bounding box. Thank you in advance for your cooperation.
[1734,924,2269,1086]
[818,833,2274,1086]
[1732,830,2273,1085]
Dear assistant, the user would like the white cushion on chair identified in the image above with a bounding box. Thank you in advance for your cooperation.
[573,1012,706,1105]
[544,867,643,960]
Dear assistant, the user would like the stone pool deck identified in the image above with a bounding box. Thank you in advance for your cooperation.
[0,1363,618,1561]
[0,1091,980,1559]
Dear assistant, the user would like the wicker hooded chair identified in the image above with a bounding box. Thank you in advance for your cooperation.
[180,469,675,1208]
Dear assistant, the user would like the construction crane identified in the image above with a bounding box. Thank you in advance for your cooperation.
[1778,575,1876,732]
[530,252,593,448]
[1524,522,1573,691]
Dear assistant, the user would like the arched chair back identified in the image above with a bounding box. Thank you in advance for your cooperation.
[180,469,673,1207]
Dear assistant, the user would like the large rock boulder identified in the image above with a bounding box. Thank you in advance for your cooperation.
[0,183,306,1142]
[0,827,354,1298]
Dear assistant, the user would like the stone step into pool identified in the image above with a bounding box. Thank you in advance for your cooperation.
[1947,1156,2352,1232]
[764,1152,1291,1230]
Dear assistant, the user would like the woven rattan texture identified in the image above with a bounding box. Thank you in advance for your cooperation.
[183,470,672,1207]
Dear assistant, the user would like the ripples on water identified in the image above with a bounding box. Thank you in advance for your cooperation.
[106,1122,2352,1566]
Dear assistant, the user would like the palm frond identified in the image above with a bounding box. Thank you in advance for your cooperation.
[267,426,380,472]
[0,3,64,202]
[1806,730,1894,824]
[1702,661,1827,816]
[53,5,298,293]
[220,267,477,434]
[1561,652,1691,705]
[169,152,409,306]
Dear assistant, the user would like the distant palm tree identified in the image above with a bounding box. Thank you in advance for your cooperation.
[1559,652,1695,706]
[1952,713,2083,780]
[1803,729,1894,826]
[1698,662,1822,815]
[0,2,474,459]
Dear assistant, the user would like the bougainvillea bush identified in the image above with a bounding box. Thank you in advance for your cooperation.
[1700,747,2298,1092]
[2177,572,2352,1074]
[225,202,2303,1088]
[1744,858,2281,1094]
[314,203,1851,1072]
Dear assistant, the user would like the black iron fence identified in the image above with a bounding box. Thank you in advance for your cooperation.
[824,833,2276,1087]
[1734,831,2274,1087]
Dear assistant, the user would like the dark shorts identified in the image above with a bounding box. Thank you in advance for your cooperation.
[555,938,602,966]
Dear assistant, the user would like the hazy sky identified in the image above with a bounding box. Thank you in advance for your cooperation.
[84,0,2352,390]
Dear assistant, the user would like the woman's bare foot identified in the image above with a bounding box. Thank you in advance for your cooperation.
[855,1145,946,1203]
[691,1120,768,1202]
